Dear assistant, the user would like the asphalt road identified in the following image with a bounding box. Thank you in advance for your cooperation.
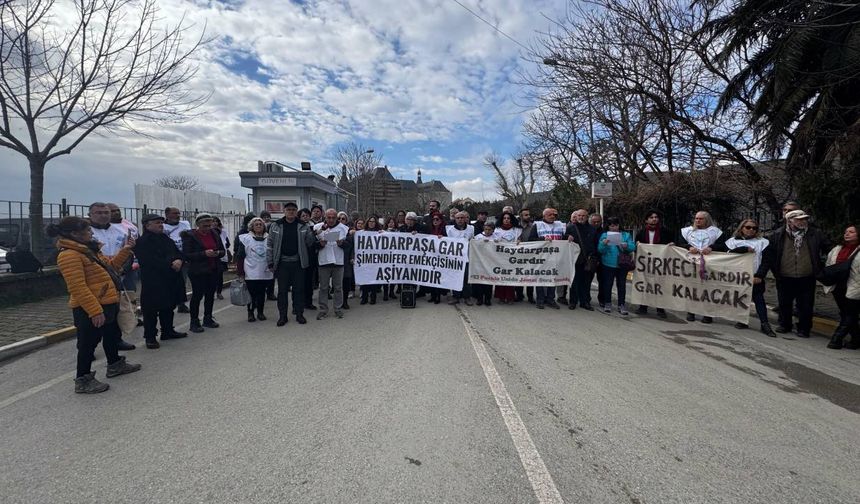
[2,293,859,503]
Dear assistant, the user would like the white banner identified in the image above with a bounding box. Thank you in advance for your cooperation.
[630,244,755,324]
[354,231,469,290]
[468,240,579,287]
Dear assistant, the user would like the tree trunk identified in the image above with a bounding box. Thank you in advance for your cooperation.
[28,157,46,261]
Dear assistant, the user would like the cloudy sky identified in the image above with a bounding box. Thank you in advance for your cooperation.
[0,0,568,209]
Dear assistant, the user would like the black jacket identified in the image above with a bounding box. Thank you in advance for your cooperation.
[134,231,183,311]
[181,229,226,276]
[634,226,674,245]
[565,222,597,264]
[759,226,831,279]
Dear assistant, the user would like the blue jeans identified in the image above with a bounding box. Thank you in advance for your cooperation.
[600,266,627,306]
[752,282,768,324]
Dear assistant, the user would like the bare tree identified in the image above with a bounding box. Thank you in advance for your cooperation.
[330,141,383,214]
[153,175,200,191]
[0,0,208,256]
[484,151,541,211]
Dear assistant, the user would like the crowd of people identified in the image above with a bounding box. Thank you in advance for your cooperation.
[48,199,859,394]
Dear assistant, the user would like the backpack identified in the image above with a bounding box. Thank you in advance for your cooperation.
[6,249,43,273]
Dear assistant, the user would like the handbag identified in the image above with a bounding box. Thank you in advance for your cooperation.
[618,252,635,272]
[572,224,599,272]
[817,248,858,286]
[230,278,252,306]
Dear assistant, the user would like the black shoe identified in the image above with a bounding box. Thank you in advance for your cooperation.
[248,312,256,322]
[557,297,568,305]
[305,304,317,310]
[190,324,204,333]
[845,339,860,350]
[636,306,648,315]
[537,303,545,310]
[485,300,492,306]
[686,313,696,322]
[202,319,219,329]
[277,316,288,326]
[581,304,595,311]
[296,314,307,324]
[701,316,713,324]
[342,302,350,310]
[370,298,376,305]
[796,331,810,338]
[145,339,160,349]
[568,303,576,310]
[547,302,560,310]
[476,299,483,306]
[177,304,190,314]
[267,295,278,301]
[360,298,368,305]
[116,339,136,351]
[528,297,535,304]
[760,322,777,338]
[383,294,389,301]
[827,338,843,349]
[216,293,224,300]
[160,330,187,340]
[136,318,144,327]
[735,322,748,329]
[775,326,791,334]
[257,312,267,321]
[657,309,667,319]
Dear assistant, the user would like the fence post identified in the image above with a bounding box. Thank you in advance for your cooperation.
[143,204,148,216]
[61,198,68,217]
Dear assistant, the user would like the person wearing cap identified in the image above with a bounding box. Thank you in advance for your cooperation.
[760,209,831,338]
[267,201,316,326]
[181,213,226,333]
[134,214,186,348]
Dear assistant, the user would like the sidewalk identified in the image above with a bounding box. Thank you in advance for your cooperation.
[0,273,237,347]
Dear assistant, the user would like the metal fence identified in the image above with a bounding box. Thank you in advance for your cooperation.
[0,199,244,264]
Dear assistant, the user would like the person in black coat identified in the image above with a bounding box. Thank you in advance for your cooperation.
[565,209,598,310]
[134,214,186,349]
[634,210,674,317]
[181,213,226,332]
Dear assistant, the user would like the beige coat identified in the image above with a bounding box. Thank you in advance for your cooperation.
[823,246,860,300]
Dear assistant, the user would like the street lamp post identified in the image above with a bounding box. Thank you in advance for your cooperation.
[356,148,374,215]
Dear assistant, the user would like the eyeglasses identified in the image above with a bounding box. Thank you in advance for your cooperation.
[743,225,758,230]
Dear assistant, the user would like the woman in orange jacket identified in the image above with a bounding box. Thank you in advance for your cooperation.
[49,217,142,394]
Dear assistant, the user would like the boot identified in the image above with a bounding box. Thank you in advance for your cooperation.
[74,372,110,394]
[360,292,368,305]
[190,319,204,333]
[203,317,220,328]
[145,338,160,349]
[342,300,350,310]
[116,339,136,351]
[248,307,256,322]
[106,356,142,378]
[760,321,777,338]
[370,291,377,305]
[827,322,850,350]
[256,308,266,321]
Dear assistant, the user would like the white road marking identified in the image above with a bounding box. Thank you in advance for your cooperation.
[0,304,234,411]
[458,309,565,504]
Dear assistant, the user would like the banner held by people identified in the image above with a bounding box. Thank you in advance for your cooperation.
[630,244,755,324]
[468,240,579,287]
[354,231,469,291]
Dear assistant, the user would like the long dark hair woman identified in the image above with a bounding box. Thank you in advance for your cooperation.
[824,224,860,349]
[360,215,383,304]
[49,217,142,394]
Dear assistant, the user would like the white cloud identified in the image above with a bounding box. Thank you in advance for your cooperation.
[0,0,569,208]
[448,177,498,201]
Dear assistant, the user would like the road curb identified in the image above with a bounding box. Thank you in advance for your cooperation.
[0,280,235,364]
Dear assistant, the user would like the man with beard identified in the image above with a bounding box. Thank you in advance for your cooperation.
[422,200,441,229]
[134,214,187,349]
[760,210,831,338]
[516,207,534,303]
[88,202,136,351]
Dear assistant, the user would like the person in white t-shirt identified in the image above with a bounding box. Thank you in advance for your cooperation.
[313,209,349,319]
[446,211,475,305]
[162,207,192,313]
[237,218,274,322]
[473,222,496,306]
[89,202,136,351]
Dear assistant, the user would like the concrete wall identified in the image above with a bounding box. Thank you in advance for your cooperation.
[0,268,67,308]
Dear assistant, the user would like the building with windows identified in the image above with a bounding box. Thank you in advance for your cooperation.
[240,161,347,217]
[339,166,452,216]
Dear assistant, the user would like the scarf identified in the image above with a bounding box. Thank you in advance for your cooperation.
[836,243,858,264]
[645,224,661,244]
[787,224,806,256]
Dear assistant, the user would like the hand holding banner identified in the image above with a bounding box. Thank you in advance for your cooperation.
[630,244,755,323]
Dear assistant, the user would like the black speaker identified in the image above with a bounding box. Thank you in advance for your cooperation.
[400,284,416,309]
